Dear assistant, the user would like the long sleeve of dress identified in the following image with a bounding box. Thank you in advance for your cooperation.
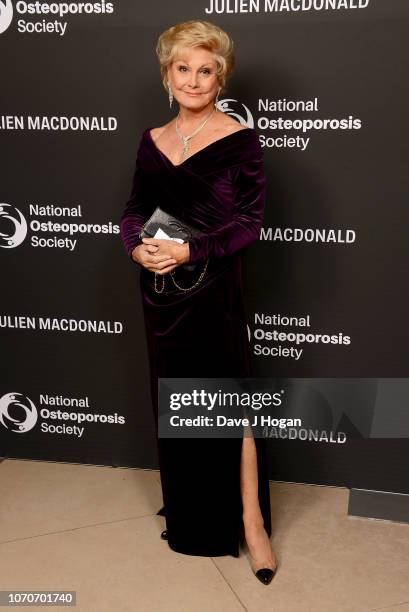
[119,158,154,263]
[187,157,266,265]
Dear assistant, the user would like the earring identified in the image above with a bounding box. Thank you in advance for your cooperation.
[168,82,173,108]
[215,87,221,108]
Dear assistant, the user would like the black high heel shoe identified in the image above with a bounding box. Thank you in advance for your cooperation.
[253,565,277,585]
[240,521,278,585]
[160,529,168,540]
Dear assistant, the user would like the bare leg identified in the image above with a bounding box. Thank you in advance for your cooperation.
[240,430,277,571]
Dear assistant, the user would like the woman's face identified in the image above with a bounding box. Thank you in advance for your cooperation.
[167,46,220,111]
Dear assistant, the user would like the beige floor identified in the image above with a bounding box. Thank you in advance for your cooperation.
[0,459,408,612]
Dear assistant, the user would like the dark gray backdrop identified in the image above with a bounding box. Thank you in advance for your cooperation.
[1,0,408,493]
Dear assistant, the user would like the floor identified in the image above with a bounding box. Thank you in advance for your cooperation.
[0,458,408,612]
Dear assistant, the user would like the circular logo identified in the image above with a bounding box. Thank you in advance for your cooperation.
[0,392,38,433]
[0,0,13,35]
[217,98,254,128]
[0,203,28,248]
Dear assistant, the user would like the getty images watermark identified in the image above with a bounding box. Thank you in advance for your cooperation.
[158,378,409,441]
[158,378,298,439]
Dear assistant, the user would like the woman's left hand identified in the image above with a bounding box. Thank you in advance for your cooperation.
[141,237,190,267]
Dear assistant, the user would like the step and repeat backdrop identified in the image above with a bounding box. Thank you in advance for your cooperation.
[1,1,408,494]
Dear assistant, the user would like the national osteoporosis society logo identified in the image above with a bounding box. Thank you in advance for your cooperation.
[0,0,13,33]
[0,201,120,252]
[0,203,28,248]
[0,392,38,433]
[216,98,254,128]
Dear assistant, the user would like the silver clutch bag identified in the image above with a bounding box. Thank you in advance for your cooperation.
[139,205,210,294]
[139,205,201,272]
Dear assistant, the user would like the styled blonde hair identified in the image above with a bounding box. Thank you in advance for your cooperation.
[155,20,235,96]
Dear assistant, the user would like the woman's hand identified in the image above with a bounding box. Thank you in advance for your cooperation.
[131,238,190,274]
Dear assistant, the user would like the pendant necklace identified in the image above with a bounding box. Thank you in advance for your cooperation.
[175,106,216,163]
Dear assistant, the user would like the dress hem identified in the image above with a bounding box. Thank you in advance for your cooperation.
[166,539,240,559]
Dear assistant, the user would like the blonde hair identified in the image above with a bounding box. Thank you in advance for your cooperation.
[155,20,235,96]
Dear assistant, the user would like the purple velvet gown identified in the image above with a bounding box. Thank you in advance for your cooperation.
[120,125,272,557]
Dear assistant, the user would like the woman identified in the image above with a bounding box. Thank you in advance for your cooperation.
[120,20,278,585]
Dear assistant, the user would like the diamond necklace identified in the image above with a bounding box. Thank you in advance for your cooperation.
[175,106,216,162]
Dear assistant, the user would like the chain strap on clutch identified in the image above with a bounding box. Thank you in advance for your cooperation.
[154,256,209,293]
